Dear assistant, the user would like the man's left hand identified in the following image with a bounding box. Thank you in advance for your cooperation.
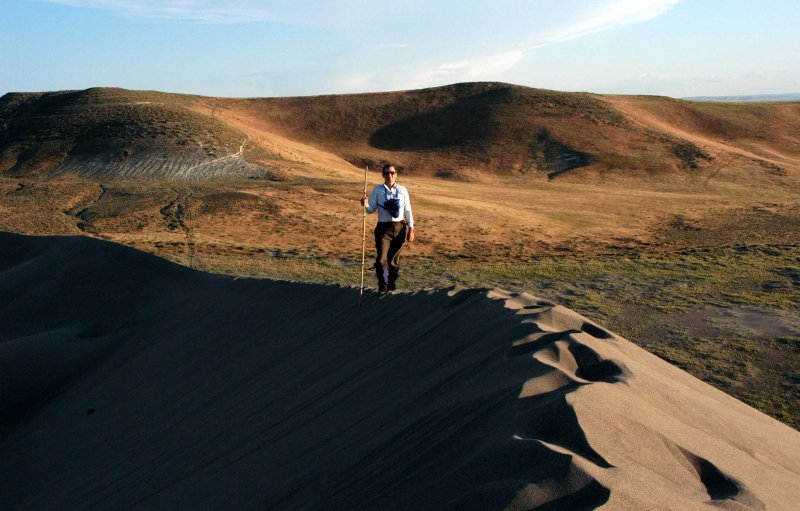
[407,228,415,242]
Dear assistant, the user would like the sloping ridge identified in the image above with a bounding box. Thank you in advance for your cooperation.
[217,81,800,177]
[0,88,268,180]
[227,82,620,176]
[4,83,800,180]
[1,232,799,510]
[604,94,800,170]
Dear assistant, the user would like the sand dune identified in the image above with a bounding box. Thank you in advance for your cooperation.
[1,232,799,510]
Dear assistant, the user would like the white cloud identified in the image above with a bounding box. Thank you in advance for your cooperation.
[400,0,680,90]
[536,0,680,47]
[37,0,683,93]
[37,0,284,22]
[370,43,412,50]
[39,0,680,30]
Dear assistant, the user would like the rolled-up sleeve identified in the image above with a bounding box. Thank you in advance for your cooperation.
[403,188,414,229]
[366,186,379,214]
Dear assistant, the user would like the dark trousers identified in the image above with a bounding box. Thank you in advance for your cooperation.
[374,221,406,287]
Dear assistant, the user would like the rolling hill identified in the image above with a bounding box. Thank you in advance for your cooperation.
[2,83,799,180]
[0,88,266,180]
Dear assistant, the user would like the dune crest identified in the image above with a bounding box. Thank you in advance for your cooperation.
[1,233,798,510]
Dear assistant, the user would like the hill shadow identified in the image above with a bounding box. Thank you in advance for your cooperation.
[369,87,510,151]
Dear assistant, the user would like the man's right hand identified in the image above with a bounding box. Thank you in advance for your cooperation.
[360,196,367,206]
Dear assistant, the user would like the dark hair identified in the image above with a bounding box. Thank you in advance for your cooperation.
[382,164,396,174]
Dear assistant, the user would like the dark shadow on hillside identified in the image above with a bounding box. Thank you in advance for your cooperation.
[369,88,512,151]
[536,129,592,178]
[368,89,592,177]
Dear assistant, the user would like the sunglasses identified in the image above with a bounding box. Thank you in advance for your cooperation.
[383,171,396,175]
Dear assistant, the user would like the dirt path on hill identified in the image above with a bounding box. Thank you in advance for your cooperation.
[172,136,249,180]
[190,101,358,180]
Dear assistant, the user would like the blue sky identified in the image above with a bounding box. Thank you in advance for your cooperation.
[1,0,798,98]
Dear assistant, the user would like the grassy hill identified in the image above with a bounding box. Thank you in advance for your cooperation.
[0,88,264,179]
[605,94,800,169]
[3,82,799,181]
[203,82,799,178]
[229,82,610,177]
[216,82,701,178]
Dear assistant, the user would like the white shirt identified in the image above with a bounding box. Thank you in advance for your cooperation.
[366,183,414,229]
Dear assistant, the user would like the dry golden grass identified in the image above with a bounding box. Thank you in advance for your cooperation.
[2,82,799,265]
[4,82,800,182]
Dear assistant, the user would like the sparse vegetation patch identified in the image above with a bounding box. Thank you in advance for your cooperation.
[672,141,712,169]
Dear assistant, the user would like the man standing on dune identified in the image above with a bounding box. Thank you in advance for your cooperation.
[361,164,415,293]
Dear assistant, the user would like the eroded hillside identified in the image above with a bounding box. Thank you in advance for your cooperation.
[0,88,267,180]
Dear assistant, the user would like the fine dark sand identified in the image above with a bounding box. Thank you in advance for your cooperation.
[1,232,799,510]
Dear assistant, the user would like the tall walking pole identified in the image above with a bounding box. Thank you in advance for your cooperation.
[359,165,369,305]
